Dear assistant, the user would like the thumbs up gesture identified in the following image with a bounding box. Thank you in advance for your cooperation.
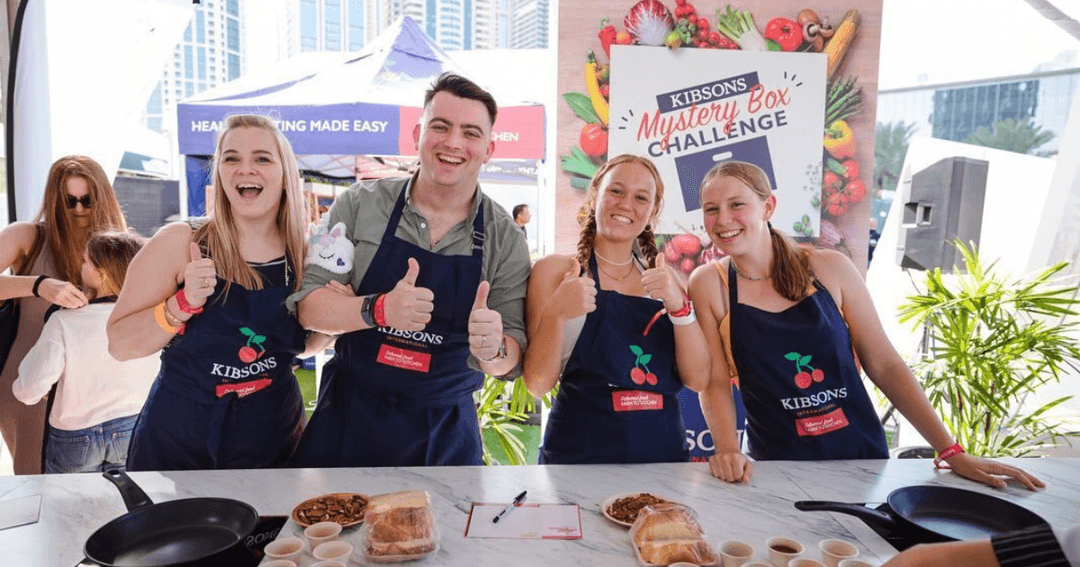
[468,281,504,362]
[182,242,218,308]
[383,258,435,331]
[641,255,686,312]
[550,262,597,320]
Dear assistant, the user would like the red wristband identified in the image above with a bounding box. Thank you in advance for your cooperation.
[934,443,964,469]
[373,293,388,327]
[667,292,692,318]
[174,289,204,315]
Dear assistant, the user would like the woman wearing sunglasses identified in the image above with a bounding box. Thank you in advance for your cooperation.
[0,155,127,474]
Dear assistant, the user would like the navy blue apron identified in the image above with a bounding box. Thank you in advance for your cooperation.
[727,263,888,461]
[292,186,485,467]
[127,259,306,471]
[540,255,688,464]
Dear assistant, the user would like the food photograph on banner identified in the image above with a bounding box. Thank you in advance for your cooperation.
[558,0,883,460]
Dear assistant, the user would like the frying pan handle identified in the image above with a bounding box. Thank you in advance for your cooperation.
[794,500,903,531]
[102,469,154,512]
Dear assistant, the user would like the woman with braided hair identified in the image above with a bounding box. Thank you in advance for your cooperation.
[523,154,710,464]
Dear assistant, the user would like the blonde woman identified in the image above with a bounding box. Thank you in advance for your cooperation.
[0,155,127,474]
[690,160,1042,490]
[524,154,710,464]
[107,115,332,470]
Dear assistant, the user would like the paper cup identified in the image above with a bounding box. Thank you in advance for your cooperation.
[264,536,304,563]
[766,537,804,567]
[261,561,297,567]
[720,540,756,567]
[838,560,877,567]
[313,540,354,561]
[305,521,343,547]
[790,559,826,567]
[819,539,859,567]
[310,561,347,567]
[743,562,774,567]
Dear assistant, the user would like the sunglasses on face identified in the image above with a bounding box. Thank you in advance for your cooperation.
[65,195,92,209]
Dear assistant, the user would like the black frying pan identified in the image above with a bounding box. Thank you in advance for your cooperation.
[795,485,1050,543]
[81,469,259,567]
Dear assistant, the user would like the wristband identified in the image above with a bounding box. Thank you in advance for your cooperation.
[31,275,47,298]
[667,292,692,318]
[154,301,182,334]
[174,289,203,314]
[373,293,388,327]
[934,443,965,469]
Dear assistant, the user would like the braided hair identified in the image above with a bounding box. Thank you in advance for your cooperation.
[575,154,665,276]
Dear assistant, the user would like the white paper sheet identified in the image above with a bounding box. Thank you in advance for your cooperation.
[0,494,42,531]
[465,503,582,539]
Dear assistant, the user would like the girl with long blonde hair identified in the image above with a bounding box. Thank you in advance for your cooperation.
[524,154,710,463]
[107,114,335,470]
[691,160,1042,490]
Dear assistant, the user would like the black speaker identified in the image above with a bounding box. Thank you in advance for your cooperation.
[897,157,988,273]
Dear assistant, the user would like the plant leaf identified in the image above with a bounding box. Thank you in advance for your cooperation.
[639,354,652,365]
[629,345,644,356]
[240,327,256,337]
[563,92,600,124]
[784,352,800,361]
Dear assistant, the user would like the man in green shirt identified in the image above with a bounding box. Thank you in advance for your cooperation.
[288,73,530,467]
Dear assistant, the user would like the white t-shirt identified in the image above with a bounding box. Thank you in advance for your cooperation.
[13,302,160,431]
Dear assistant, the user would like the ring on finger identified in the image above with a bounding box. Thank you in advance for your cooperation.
[481,335,487,348]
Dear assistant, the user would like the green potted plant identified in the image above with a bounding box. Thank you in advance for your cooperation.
[475,375,557,465]
[897,242,1080,457]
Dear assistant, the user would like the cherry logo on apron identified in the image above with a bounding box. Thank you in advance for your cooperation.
[784,351,825,389]
[237,327,268,363]
[628,345,658,386]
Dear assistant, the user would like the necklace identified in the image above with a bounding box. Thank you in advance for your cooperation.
[730,259,771,282]
[593,249,633,266]
[596,260,636,281]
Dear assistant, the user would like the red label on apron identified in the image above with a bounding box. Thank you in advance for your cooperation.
[215,378,272,398]
[377,344,432,373]
[795,407,850,436]
[612,390,664,412]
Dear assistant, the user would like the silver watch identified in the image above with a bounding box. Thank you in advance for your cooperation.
[478,337,508,363]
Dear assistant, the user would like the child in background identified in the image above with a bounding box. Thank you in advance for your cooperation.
[13,231,160,473]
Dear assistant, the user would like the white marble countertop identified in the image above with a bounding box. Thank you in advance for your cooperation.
[0,458,1076,567]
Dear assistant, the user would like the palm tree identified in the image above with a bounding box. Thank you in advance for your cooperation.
[963,118,1056,156]
[874,121,917,192]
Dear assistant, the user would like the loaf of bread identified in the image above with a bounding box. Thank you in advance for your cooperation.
[362,490,437,558]
[638,539,718,565]
[631,503,704,547]
[630,503,717,566]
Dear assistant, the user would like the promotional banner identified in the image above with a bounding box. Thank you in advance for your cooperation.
[558,0,884,461]
[608,46,826,237]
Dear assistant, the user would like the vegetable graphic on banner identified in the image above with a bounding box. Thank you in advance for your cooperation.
[607,46,827,239]
[559,2,874,268]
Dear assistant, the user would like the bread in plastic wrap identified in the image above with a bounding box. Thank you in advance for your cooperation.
[359,490,439,563]
[629,502,718,566]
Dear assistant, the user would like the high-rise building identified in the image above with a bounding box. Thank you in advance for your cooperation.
[297,0,369,52]
[509,0,548,49]
[145,0,244,133]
